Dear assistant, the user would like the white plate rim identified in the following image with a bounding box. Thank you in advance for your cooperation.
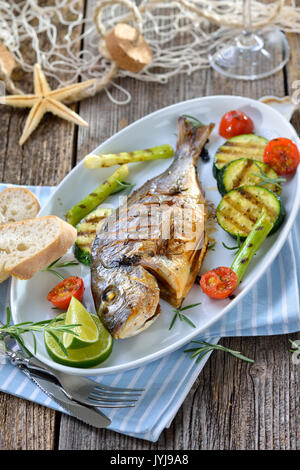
[10,94,300,375]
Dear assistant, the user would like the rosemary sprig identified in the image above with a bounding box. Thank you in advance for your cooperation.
[182,114,203,128]
[184,340,254,363]
[41,257,79,280]
[222,234,242,253]
[0,307,80,356]
[169,302,201,330]
[251,162,286,188]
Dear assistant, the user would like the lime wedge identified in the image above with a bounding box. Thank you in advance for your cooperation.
[44,313,113,368]
[62,297,99,349]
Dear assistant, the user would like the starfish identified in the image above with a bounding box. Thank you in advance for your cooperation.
[0,64,97,145]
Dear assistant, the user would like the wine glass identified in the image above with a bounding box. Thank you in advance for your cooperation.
[208,0,290,80]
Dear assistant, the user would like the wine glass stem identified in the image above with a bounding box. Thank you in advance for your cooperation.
[243,0,253,36]
[238,0,263,49]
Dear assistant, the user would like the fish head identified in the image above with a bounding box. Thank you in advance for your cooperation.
[91,264,160,339]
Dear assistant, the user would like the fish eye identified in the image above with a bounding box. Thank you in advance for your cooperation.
[102,287,118,303]
[104,291,115,302]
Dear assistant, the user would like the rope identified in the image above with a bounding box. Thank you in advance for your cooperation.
[0,0,296,104]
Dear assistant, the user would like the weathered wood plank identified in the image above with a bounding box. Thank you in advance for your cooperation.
[195,334,299,450]
[57,333,300,450]
[0,394,57,450]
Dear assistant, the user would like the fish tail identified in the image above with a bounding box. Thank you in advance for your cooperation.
[176,116,214,164]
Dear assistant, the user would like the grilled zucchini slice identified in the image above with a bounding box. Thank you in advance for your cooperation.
[217,158,282,196]
[216,185,284,239]
[213,134,268,178]
[74,207,113,266]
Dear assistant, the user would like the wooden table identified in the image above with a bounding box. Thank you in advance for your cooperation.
[0,1,300,450]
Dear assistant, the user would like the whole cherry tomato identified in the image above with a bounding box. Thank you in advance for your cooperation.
[219,110,254,139]
[200,267,238,300]
[47,276,84,309]
[263,137,300,175]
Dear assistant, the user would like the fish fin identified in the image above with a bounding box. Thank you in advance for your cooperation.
[176,116,215,164]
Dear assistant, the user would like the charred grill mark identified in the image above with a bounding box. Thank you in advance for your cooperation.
[119,254,142,266]
[237,188,277,219]
[168,187,187,195]
[219,207,251,235]
[219,148,260,156]
[86,217,106,224]
[223,197,257,223]
[232,160,253,187]
[78,228,94,241]
[77,229,96,236]
[219,147,245,154]
[223,142,265,149]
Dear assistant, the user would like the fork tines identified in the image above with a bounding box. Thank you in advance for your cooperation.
[88,384,144,408]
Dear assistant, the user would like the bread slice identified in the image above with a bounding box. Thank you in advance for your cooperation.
[0,215,77,282]
[0,187,40,225]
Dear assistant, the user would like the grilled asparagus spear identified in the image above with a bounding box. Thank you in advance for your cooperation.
[84,144,174,168]
[66,164,128,226]
[231,212,274,285]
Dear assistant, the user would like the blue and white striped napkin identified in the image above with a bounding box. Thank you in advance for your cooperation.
[0,182,300,442]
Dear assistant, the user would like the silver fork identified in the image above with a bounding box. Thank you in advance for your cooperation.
[36,368,144,408]
[3,337,144,408]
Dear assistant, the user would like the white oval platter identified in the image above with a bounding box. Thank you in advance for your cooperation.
[10,95,300,376]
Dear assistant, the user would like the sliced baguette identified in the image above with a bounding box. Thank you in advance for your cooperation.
[0,215,77,282]
[0,187,40,225]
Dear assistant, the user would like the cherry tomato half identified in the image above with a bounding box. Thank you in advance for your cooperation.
[199,267,238,300]
[219,110,254,139]
[263,137,300,175]
[47,276,84,310]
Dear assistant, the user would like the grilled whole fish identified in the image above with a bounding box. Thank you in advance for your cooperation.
[91,117,214,338]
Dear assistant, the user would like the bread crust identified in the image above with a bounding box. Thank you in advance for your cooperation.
[0,187,40,222]
[0,215,77,280]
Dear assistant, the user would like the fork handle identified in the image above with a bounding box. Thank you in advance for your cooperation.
[6,348,58,380]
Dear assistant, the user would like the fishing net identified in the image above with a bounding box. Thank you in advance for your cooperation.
[0,0,299,103]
